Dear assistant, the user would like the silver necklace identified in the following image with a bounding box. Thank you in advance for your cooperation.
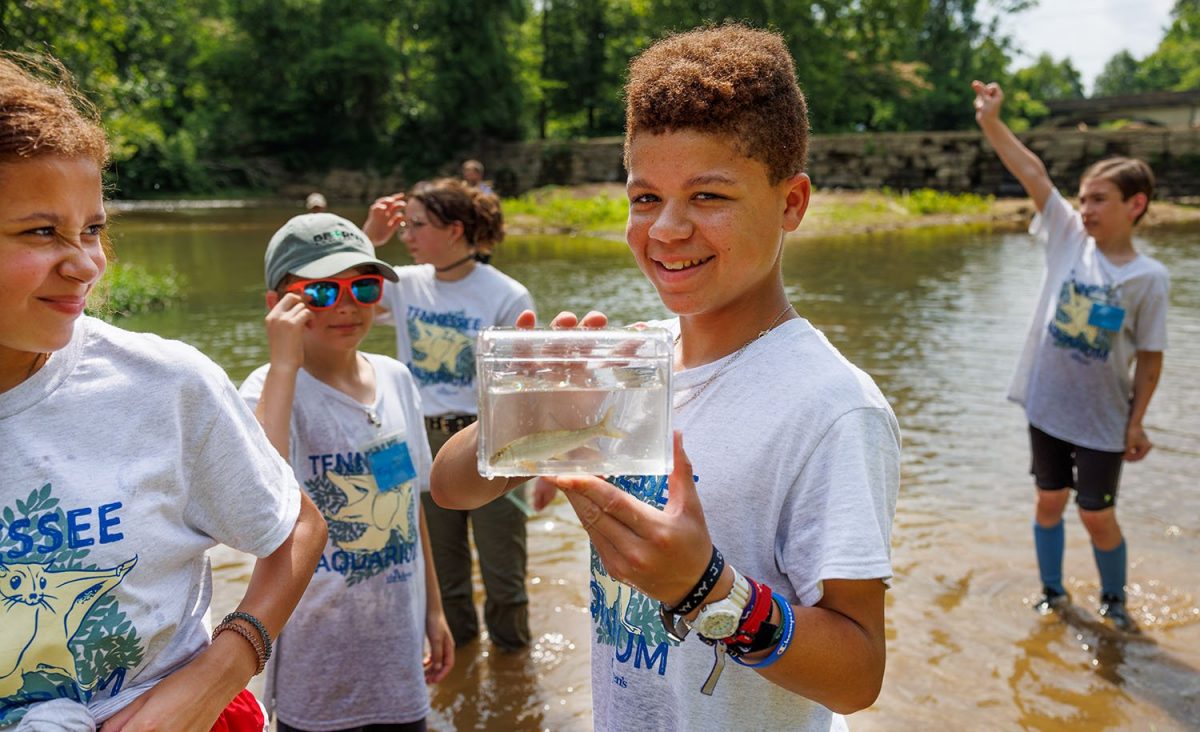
[673,303,794,410]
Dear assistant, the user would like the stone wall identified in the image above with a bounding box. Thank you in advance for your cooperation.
[284,128,1200,201]
[473,129,1200,198]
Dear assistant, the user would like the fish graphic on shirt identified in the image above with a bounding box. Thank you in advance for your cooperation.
[408,319,473,377]
[1054,281,1101,344]
[591,566,639,637]
[323,472,413,553]
[1049,279,1115,360]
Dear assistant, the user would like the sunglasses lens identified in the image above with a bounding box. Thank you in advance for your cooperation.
[304,281,340,308]
[351,278,382,304]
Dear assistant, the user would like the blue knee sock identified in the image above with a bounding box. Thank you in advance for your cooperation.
[1033,520,1065,595]
[1093,540,1127,600]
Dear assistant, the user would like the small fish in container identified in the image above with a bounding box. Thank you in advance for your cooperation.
[476,327,674,477]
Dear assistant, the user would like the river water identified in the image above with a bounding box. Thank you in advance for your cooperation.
[109,203,1200,730]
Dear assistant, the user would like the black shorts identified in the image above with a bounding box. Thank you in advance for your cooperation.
[1029,425,1124,511]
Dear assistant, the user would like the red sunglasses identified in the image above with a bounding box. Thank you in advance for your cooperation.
[285,274,385,310]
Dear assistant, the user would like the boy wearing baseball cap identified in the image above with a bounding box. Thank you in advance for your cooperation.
[240,213,454,731]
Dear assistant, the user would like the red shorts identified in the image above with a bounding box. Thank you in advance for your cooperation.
[210,689,267,732]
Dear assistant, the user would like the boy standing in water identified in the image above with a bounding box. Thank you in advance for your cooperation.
[973,81,1169,631]
[431,25,900,730]
[241,213,453,731]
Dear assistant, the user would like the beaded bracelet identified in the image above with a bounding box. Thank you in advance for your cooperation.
[213,621,267,675]
[223,611,272,661]
[732,596,795,669]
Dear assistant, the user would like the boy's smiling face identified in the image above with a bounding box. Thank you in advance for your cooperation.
[625,129,809,318]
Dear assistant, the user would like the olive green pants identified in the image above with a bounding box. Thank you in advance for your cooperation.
[423,426,530,650]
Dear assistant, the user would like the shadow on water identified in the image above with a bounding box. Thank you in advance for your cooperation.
[1011,604,1200,730]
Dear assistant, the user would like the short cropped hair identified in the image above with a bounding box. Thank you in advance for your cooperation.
[1081,157,1154,224]
[623,24,808,184]
[0,53,108,167]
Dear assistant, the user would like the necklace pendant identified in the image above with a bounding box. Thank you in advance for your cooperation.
[366,408,381,427]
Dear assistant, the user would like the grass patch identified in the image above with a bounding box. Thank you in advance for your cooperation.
[888,188,994,215]
[86,262,183,321]
[504,186,628,233]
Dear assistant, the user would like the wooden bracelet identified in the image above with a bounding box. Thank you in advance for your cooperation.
[213,621,267,675]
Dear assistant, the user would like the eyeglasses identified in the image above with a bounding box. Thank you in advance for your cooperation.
[285,274,385,310]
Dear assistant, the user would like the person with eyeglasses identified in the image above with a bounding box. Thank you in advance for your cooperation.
[239,213,454,732]
[362,178,535,653]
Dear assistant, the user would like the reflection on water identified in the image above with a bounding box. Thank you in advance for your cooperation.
[114,206,1200,730]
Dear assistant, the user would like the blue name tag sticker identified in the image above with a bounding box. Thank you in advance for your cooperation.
[1088,303,1126,331]
[365,438,417,493]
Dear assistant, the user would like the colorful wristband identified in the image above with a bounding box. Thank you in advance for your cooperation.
[730,578,773,647]
[667,545,725,615]
[659,545,725,642]
[732,596,795,669]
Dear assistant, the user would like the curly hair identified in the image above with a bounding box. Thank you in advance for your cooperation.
[623,24,808,184]
[0,53,108,167]
[410,178,504,250]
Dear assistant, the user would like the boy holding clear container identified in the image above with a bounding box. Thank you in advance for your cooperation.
[431,25,900,731]
[240,213,453,731]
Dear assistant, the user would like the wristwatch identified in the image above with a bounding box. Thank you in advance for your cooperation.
[692,567,751,640]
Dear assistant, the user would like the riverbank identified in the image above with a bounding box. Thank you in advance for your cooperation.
[502,183,1200,240]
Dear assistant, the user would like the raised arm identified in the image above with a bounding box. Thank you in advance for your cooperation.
[363,193,407,248]
[253,291,311,457]
[972,80,1054,211]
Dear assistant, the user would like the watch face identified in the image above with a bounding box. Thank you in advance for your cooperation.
[697,610,740,639]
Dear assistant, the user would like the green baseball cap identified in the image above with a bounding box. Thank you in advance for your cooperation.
[264,213,399,290]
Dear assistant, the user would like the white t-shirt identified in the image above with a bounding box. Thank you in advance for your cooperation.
[379,263,533,417]
[240,354,433,729]
[589,317,901,732]
[1009,189,1169,451]
[0,317,300,728]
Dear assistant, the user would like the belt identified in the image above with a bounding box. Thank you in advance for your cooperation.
[424,414,478,435]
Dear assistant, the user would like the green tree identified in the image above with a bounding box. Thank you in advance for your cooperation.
[537,0,631,138]
[0,0,214,195]
[1137,0,1200,91]
[407,0,530,167]
[1094,51,1148,97]
[200,0,404,173]
[1012,53,1084,100]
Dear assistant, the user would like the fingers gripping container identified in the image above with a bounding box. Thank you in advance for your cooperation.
[476,327,674,478]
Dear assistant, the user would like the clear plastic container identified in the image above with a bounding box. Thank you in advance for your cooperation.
[476,327,674,477]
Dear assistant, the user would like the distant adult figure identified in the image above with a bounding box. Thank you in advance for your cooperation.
[461,159,494,195]
[305,192,327,213]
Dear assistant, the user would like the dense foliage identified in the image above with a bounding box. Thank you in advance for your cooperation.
[1,0,1194,196]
